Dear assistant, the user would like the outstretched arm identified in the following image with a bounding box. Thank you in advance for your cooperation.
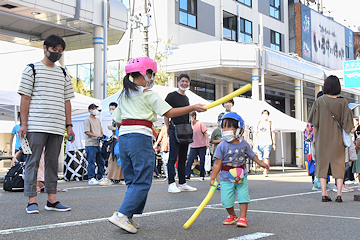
[163,104,207,118]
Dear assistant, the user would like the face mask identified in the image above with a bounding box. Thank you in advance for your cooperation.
[46,49,62,63]
[179,86,189,92]
[143,72,155,89]
[91,109,98,116]
[224,102,232,111]
[109,110,114,115]
[262,114,268,120]
[222,130,236,142]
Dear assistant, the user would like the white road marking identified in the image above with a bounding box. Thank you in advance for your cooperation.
[228,232,274,240]
[0,189,357,235]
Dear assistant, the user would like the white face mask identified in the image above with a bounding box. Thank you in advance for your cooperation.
[179,86,189,92]
[224,102,232,111]
[143,72,155,89]
[90,109,98,116]
[262,114,269,120]
[222,130,236,142]
[109,110,114,115]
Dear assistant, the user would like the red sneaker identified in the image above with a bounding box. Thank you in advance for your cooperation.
[223,215,239,225]
[236,217,248,227]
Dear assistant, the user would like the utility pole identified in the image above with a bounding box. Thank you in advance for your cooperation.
[143,0,149,57]
[128,0,135,60]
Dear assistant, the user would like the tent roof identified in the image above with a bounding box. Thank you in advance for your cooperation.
[0,90,102,122]
[99,85,306,133]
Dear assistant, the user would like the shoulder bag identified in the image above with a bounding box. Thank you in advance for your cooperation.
[173,122,193,144]
[321,96,352,147]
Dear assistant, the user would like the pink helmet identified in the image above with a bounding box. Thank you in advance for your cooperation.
[125,57,157,76]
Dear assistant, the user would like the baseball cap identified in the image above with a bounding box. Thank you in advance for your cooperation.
[88,103,98,110]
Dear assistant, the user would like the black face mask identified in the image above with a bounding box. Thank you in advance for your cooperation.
[46,49,62,63]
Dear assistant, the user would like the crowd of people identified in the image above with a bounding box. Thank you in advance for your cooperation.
[6,35,360,235]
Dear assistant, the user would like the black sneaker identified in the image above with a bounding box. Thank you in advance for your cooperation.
[45,201,71,212]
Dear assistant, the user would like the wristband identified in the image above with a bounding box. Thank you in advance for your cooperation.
[66,124,73,128]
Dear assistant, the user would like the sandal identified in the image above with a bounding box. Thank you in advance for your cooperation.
[321,195,332,202]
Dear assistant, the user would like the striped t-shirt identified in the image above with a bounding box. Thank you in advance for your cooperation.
[18,61,75,136]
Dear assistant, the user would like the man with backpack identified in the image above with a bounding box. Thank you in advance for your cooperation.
[17,34,75,214]
[253,110,276,177]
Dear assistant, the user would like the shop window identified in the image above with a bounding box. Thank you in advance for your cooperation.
[270,0,281,20]
[190,80,215,101]
[237,0,251,7]
[223,12,237,41]
[179,0,197,28]
[346,46,350,59]
[240,18,252,43]
[270,30,281,51]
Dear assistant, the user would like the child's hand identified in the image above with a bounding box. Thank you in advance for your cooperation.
[210,179,217,187]
[193,104,207,113]
[10,157,19,168]
[259,161,270,171]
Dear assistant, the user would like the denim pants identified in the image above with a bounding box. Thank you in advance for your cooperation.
[85,146,105,180]
[167,127,189,185]
[118,133,154,218]
[185,146,206,178]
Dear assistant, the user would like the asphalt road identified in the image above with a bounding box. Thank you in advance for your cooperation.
[1,169,359,240]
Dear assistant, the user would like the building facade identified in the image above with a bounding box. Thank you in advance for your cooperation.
[65,0,360,166]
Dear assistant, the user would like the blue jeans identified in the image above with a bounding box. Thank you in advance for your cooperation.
[15,149,26,164]
[167,127,189,185]
[186,146,206,178]
[118,133,154,218]
[85,146,105,180]
[257,145,272,160]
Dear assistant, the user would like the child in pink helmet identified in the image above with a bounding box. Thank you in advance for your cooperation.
[108,57,207,233]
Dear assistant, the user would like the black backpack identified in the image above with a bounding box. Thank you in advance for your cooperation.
[3,164,24,191]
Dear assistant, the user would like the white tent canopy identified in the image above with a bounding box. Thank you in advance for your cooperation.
[100,85,306,133]
[0,90,102,133]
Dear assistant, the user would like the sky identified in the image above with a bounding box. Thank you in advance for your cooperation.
[0,0,359,92]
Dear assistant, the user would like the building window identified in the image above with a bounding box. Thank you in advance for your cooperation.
[270,30,281,51]
[240,18,252,43]
[237,0,251,7]
[346,46,350,59]
[270,0,281,20]
[190,80,215,101]
[223,12,237,41]
[179,0,197,28]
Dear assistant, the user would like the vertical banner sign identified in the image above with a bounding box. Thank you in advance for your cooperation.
[301,4,312,62]
[345,28,354,60]
[344,60,360,88]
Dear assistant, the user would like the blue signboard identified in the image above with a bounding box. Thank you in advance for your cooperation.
[344,60,360,88]
[345,28,354,60]
[301,4,312,62]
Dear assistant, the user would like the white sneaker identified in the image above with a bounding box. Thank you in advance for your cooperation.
[88,178,99,185]
[198,177,204,181]
[99,178,112,186]
[108,212,137,233]
[168,182,181,193]
[178,183,197,192]
[129,218,140,229]
[263,171,268,177]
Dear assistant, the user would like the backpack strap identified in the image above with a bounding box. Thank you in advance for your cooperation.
[28,63,36,89]
[27,64,67,89]
[60,67,67,78]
